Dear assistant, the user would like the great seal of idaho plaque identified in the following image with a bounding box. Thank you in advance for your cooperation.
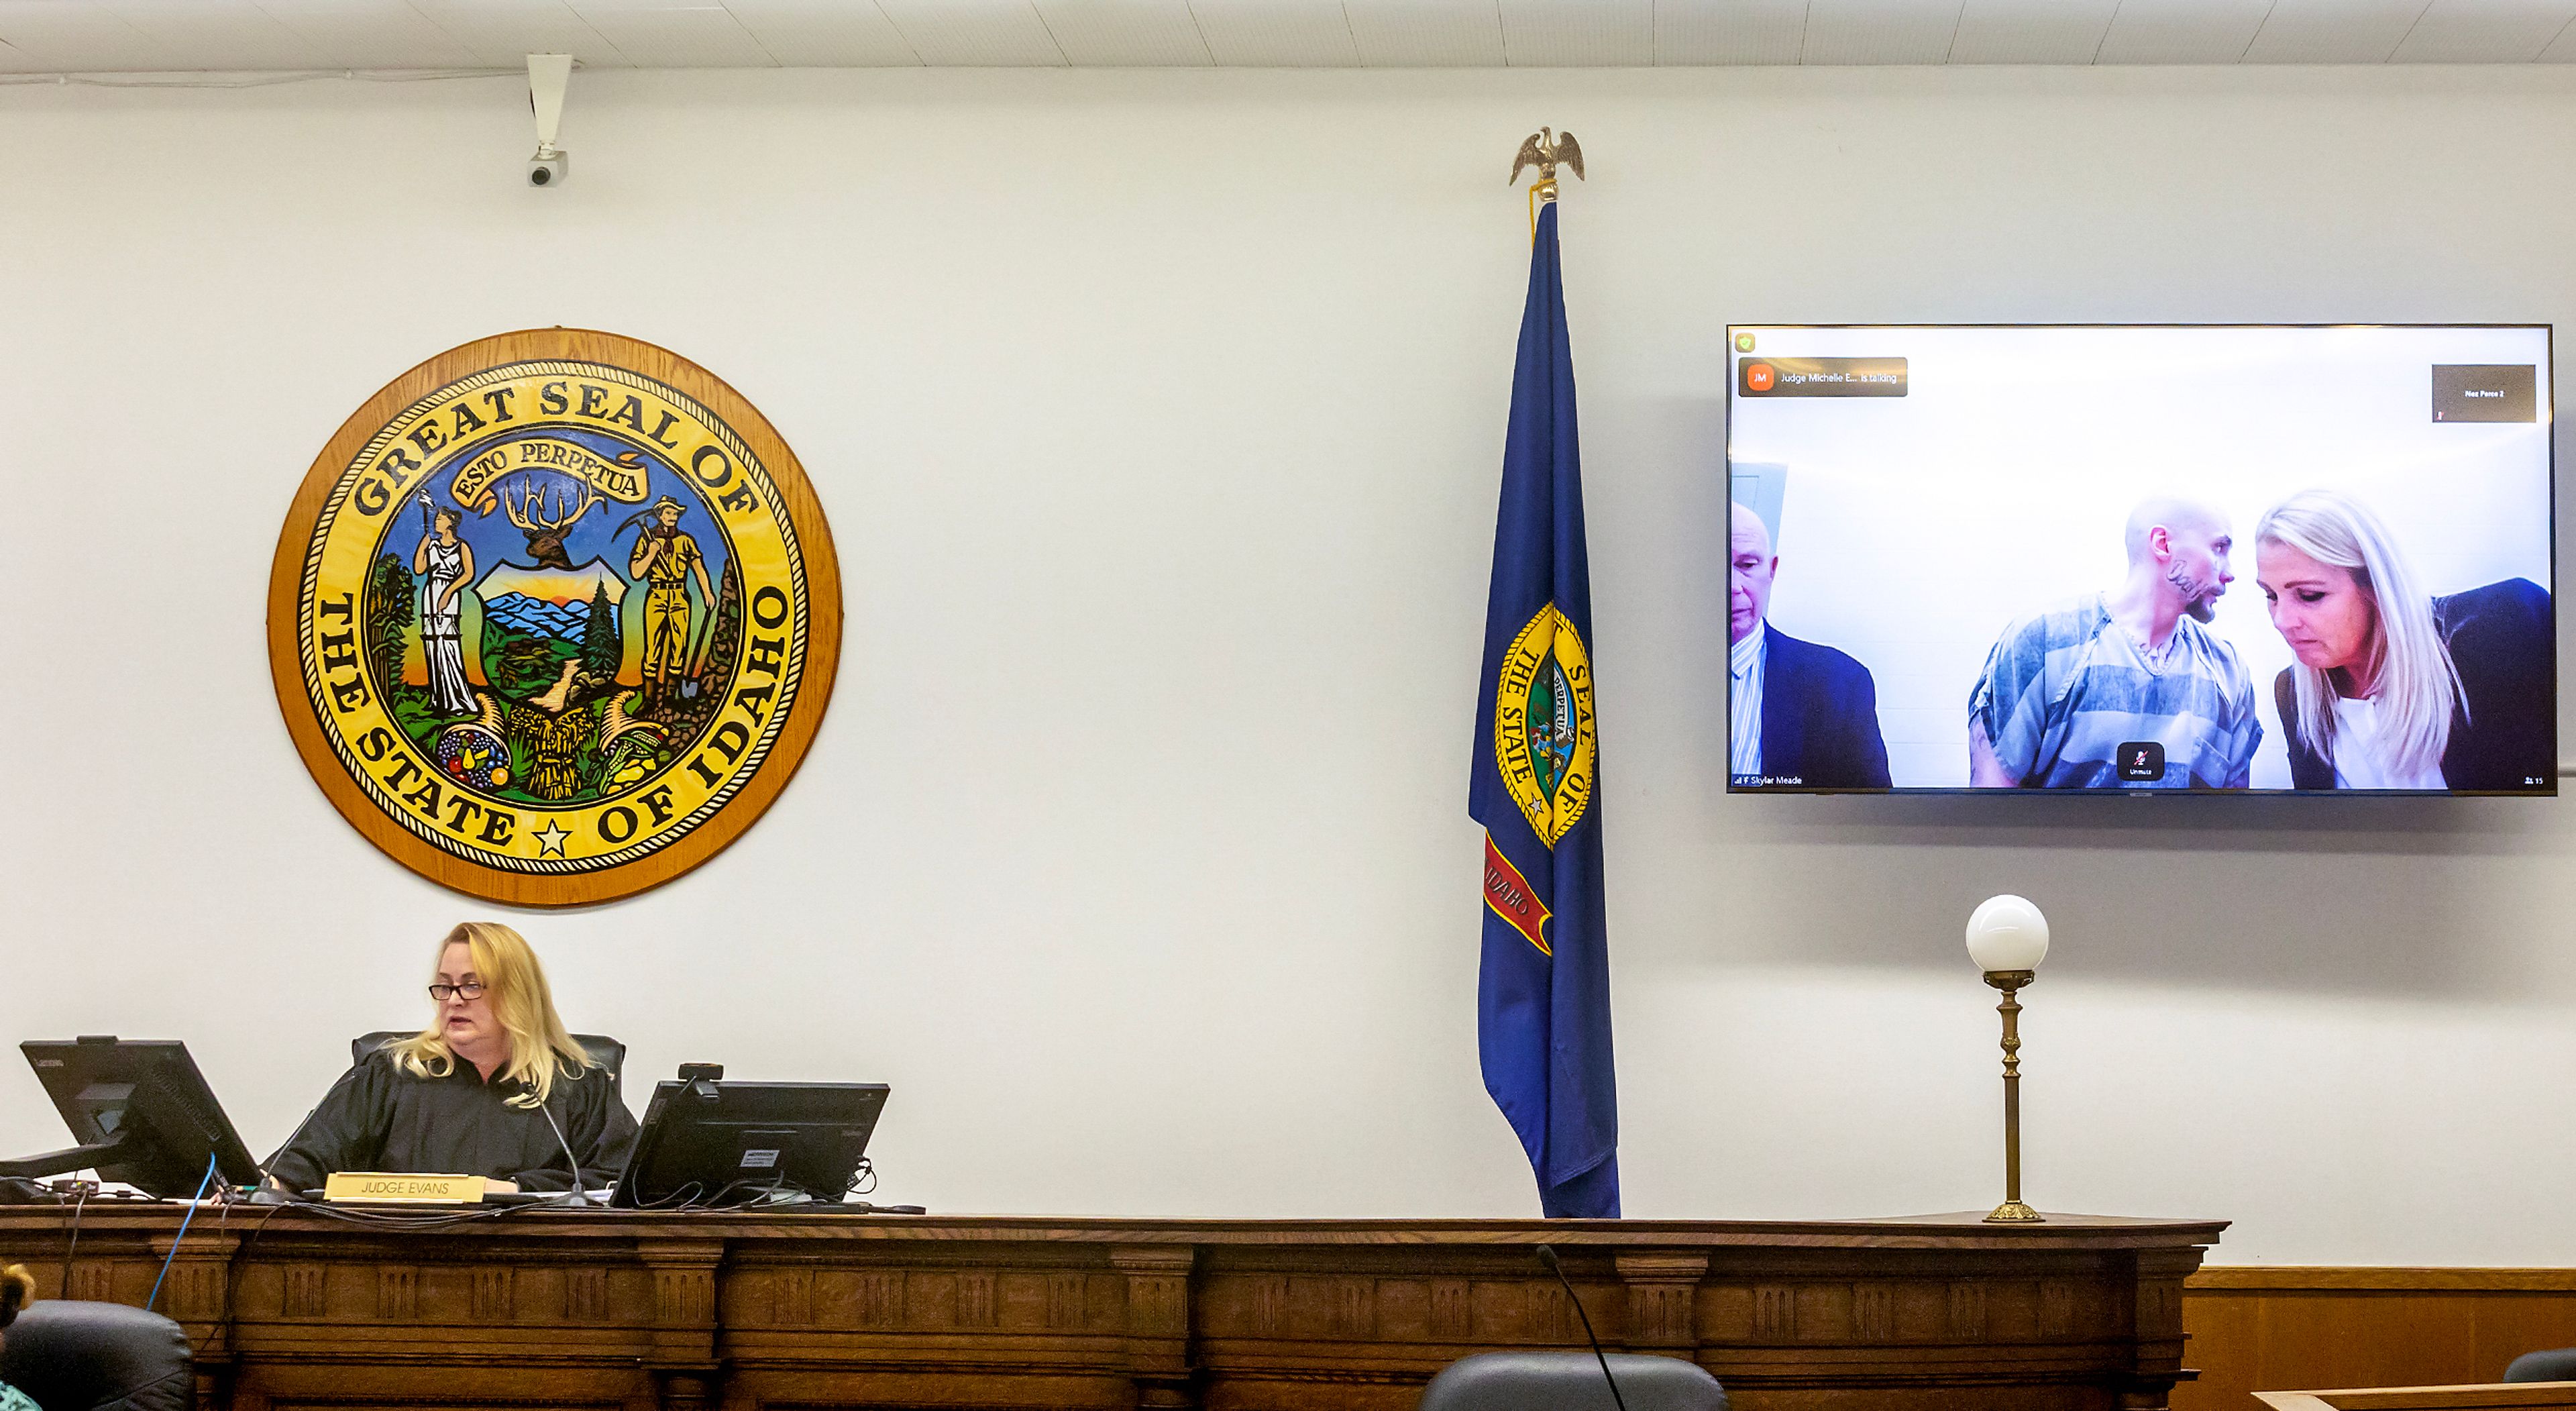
[268,329,841,905]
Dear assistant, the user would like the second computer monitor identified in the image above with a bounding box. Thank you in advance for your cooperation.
[612,1076,888,1208]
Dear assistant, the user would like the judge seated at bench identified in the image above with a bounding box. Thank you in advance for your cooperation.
[267,923,637,1195]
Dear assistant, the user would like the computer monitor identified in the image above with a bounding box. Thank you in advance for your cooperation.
[611,1067,888,1208]
[3,1037,262,1198]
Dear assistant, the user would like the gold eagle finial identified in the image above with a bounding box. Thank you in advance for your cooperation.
[1509,127,1585,187]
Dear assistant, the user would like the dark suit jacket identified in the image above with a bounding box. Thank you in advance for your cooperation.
[1756,625,1893,790]
[2275,577,2553,792]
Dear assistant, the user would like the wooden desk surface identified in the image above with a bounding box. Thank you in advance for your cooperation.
[0,1205,2226,1411]
[2255,1383,2576,1409]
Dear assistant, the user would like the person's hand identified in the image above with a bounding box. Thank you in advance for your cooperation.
[484,1178,519,1196]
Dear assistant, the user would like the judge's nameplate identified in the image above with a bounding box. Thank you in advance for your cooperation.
[323,1172,487,1204]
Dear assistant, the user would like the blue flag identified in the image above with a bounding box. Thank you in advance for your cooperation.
[1468,201,1619,1219]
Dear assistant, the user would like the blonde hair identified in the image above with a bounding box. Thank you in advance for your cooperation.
[1,1264,33,1329]
[384,923,594,1109]
[2257,489,2461,781]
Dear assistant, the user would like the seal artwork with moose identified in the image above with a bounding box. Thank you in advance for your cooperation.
[268,329,841,905]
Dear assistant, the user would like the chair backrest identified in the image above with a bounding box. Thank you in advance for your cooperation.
[352,1033,627,1099]
[1419,1352,1727,1411]
[2507,1348,2576,1383]
[0,1300,192,1411]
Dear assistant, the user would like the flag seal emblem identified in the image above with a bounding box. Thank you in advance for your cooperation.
[266,328,842,906]
[1493,602,1596,847]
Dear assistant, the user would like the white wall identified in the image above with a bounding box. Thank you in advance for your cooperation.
[3,64,2573,1265]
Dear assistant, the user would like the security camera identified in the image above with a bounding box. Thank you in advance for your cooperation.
[525,54,572,188]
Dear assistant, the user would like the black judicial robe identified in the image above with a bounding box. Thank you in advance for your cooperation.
[268,1048,639,1193]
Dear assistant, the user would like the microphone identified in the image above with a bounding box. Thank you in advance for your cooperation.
[258,1061,366,1200]
[536,1095,592,1206]
[1534,1245,1628,1411]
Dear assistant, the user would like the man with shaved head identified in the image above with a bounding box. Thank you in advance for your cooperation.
[1729,501,1890,789]
[1968,495,2261,788]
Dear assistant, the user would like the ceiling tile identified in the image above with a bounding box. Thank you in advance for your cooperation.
[1652,0,1805,64]
[1187,0,1360,64]
[1499,0,1650,64]
[1801,0,1965,62]
[0,1,161,70]
[1948,0,2116,62]
[2394,0,2576,60]
[405,0,631,67]
[873,0,1066,64]
[1028,0,1212,63]
[2093,0,2273,62]
[566,2,775,65]
[257,1,486,68]
[2242,0,2430,61]
[1344,0,1506,65]
[92,0,329,68]
[722,0,920,64]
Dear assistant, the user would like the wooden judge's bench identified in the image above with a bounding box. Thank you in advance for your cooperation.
[0,1206,2224,1411]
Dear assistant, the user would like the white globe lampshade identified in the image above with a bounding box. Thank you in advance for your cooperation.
[1965,894,2049,974]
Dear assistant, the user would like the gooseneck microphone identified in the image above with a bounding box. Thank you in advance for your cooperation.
[536,1094,591,1206]
[1534,1244,1629,1411]
[259,1061,366,1200]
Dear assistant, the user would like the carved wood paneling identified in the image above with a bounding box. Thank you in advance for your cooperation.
[957,1269,999,1328]
[375,1267,417,1320]
[1616,1251,1706,1350]
[282,1265,326,1319]
[472,1267,513,1320]
[66,1262,113,1302]
[1429,1278,1471,1341]
[0,1206,2225,1411]
[563,1266,608,1322]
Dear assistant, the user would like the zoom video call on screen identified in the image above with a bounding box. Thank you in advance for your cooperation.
[1723,325,2557,796]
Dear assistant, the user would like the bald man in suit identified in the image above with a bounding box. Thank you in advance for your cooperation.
[1728,503,1891,790]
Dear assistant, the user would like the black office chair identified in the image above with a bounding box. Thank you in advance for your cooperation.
[0,1301,193,1411]
[1419,1351,1728,1411]
[352,1033,627,1098]
[2505,1347,2576,1382]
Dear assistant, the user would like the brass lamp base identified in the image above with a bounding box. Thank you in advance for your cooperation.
[1984,1200,2046,1224]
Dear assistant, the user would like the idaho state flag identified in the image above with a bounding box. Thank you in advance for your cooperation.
[1468,201,1619,1218]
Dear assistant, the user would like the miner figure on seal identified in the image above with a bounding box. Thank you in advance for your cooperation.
[629,494,713,711]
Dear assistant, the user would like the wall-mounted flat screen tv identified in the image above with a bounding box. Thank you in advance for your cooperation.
[1724,325,2555,794]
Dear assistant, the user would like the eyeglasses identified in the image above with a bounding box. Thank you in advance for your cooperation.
[428,982,486,1002]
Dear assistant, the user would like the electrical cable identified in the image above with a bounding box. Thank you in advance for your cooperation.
[146,1153,219,1313]
[0,67,521,90]
[60,1183,87,1289]
[1534,1245,1628,1411]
